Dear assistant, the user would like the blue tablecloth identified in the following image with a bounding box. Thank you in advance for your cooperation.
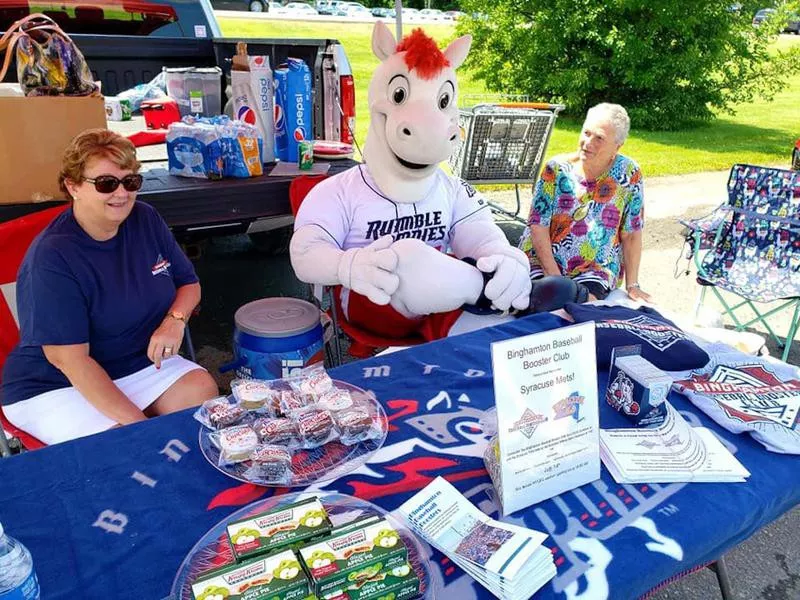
[0,313,797,600]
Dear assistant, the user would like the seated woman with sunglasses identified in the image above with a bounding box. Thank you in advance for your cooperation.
[1,129,219,444]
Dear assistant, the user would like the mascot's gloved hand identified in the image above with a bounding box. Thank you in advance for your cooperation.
[337,235,400,305]
[476,247,532,311]
[390,238,484,317]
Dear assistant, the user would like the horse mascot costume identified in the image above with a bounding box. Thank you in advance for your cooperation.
[291,22,582,343]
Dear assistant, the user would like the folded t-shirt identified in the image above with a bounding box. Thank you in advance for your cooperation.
[673,343,800,454]
[564,304,710,371]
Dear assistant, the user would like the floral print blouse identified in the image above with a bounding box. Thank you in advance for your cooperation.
[518,154,644,291]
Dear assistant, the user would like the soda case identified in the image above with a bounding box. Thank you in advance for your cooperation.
[231,55,276,163]
[274,58,312,163]
[167,116,263,180]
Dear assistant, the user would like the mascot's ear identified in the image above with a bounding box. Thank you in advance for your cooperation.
[372,21,397,62]
[443,34,472,70]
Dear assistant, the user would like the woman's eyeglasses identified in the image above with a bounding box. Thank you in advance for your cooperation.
[83,174,143,194]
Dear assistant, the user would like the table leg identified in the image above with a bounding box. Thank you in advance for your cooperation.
[708,555,734,600]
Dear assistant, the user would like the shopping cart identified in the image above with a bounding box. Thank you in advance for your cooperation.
[448,101,565,223]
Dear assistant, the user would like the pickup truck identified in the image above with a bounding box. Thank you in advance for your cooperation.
[0,0,358,252]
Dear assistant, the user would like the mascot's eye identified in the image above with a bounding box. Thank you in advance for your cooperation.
[388,75,409,105]
[392,87,407,104]
[437,80,455,111]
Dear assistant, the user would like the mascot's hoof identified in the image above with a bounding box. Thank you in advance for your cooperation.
[526,276,589,313]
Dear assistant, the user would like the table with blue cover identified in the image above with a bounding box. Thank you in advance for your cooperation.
[0,313,797,600]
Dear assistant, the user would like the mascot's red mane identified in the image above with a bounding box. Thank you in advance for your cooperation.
[395,28,450,80]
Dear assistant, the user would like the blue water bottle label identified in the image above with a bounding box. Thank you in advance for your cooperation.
[0,572,40,600]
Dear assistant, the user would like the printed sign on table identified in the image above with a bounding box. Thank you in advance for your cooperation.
[490,322,600,514]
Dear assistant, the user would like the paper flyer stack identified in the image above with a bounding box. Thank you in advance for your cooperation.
[398,477,556,599]
[600,403,750,483]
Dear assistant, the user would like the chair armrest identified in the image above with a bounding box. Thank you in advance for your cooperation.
[679,204,732,256]
[679,204,732,234]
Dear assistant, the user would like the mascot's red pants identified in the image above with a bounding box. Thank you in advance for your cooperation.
[336,286,462,341]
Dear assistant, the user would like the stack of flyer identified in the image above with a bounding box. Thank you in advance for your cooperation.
[397,477,556,599]
[600,403,751,483]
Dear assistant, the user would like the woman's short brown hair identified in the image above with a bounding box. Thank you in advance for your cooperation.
[58,128,141,198]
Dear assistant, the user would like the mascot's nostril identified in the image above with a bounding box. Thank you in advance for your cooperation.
[449,134,457,141]
[402,127,411,137]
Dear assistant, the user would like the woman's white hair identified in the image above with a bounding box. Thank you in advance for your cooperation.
[586,103,630,145]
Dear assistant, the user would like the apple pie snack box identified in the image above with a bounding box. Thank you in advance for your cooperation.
[320,562,420,600]
[190,548,310,600]
[227,497,332,562]
[299,516,408,597]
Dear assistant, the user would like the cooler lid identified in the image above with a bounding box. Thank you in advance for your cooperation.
[234,298,320,338]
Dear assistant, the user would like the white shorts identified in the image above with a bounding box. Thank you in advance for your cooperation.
[4,355,204,445]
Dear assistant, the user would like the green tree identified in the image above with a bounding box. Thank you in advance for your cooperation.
[458,0,800,129]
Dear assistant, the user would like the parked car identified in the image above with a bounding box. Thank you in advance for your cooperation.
[444,10,465,19]
[401,7,421,21]
[419,8,446,21]
[339,2,371,18]
[269,1,287,13]
[315,0,342,14]
[211,0,270,12]
[753,7,776,25]
[371,7,394,18]
[753,8,800,32]
[284,1,319,16]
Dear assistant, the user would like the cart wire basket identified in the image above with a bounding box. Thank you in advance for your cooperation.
[448,101,565,222]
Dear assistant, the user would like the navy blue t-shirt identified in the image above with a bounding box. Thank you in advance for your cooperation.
[1,202,198,405]
[563,303,710,371]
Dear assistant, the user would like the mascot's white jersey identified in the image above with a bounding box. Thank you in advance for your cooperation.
[294,164,493,254]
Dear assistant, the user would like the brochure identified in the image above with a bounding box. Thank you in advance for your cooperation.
[600,403,751,483]
[397,477,555,599]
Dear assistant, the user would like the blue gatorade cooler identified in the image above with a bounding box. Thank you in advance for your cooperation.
[226,298,324,380]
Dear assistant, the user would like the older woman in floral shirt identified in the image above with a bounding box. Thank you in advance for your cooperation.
[519,103,652,302]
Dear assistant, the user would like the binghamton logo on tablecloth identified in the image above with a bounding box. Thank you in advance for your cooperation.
[598,315,689,351]
[676,364,800,427]
[508,408,547,439]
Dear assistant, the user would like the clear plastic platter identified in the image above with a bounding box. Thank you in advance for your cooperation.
[199,380,388,487]
[170,491,435,600]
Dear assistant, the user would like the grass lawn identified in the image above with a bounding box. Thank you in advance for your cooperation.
[218,16,800,177]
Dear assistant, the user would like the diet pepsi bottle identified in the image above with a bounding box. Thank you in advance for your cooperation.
[273,67,289,162]
[0,522,40,600]
[273,58,312,163]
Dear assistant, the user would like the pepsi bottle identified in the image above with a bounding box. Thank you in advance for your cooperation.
[273,58,313,163]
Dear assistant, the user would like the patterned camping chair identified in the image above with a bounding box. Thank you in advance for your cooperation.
[682,164,800,362]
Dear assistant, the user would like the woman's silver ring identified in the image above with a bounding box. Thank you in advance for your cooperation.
[164,347,173,355]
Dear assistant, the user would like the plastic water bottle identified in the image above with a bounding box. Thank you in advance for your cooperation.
[0,522,40,600]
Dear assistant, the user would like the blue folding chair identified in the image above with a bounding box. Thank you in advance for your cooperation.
[682,164,800,362]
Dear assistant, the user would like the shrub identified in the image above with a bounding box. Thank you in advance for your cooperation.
[458,0,800,129]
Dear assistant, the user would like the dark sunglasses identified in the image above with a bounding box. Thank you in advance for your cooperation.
[83,174,143,194]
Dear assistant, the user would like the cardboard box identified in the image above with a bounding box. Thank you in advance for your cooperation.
[606,345,672,427]
[190,549,311,600]
[322,562,420,600]
[0,95,107,204]
[299,517,408,597]
[226,497,333,562]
